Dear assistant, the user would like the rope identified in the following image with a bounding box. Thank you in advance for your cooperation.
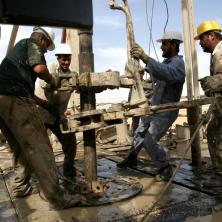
[140,104,214,222]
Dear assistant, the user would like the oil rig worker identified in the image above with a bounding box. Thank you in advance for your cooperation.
[35,43,78,183]
[117,30,185,181]
[0,26,84,208]
[196,20,222,169]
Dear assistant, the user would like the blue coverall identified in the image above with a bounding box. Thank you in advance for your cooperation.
[131,55,185,168]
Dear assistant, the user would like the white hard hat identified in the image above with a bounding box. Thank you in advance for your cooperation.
[33,26,55,51]
[55,43,72,55]
[157,30,183,43]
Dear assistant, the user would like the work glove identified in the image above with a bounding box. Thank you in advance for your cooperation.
[49,73,60,89]
[199,75,222,97]
[42,101,60,117]
[58,72,78,91]
[130,43,149,64]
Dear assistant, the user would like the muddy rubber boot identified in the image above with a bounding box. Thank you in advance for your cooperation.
[52,192,86,209]
[12,185,38,198]
[155,164,173,182]
[117,152,137,168]
[63,165,77,178]
[62,165,78,194]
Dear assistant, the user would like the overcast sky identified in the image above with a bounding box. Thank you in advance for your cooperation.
[0,0,222,103]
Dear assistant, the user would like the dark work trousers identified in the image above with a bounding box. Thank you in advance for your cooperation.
[0,95,64,204]
[45,119,77,178]
[207,111,222,168]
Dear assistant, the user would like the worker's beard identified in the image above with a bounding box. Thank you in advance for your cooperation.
[200,40,213,53]
[162,51,169,58]
[201,45,212,53]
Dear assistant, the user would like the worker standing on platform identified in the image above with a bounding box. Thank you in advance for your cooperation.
[117,30,185,181]
[196,20,222,169]
[35,43,78,182]
[0,26,84,208]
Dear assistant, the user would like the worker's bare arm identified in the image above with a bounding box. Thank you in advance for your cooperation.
[33,64,58,87]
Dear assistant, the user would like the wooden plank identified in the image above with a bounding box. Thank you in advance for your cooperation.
[63,122,107,133]
[68,109,103,119]
[103,111,125,121]
[106,146,131,152]
[6,25,19,55]
[126,97,213,117]
[65,97,214,133]
[97,144,131,149]
[182,0,202,167]
[68,97,213,123]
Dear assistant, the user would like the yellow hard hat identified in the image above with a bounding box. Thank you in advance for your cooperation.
[194,20,222,40]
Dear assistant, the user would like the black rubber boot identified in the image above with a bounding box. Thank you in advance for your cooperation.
[51,191,86,209]
[117,152,137,168]
[155,164,173,182]
[63,165,77,178]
